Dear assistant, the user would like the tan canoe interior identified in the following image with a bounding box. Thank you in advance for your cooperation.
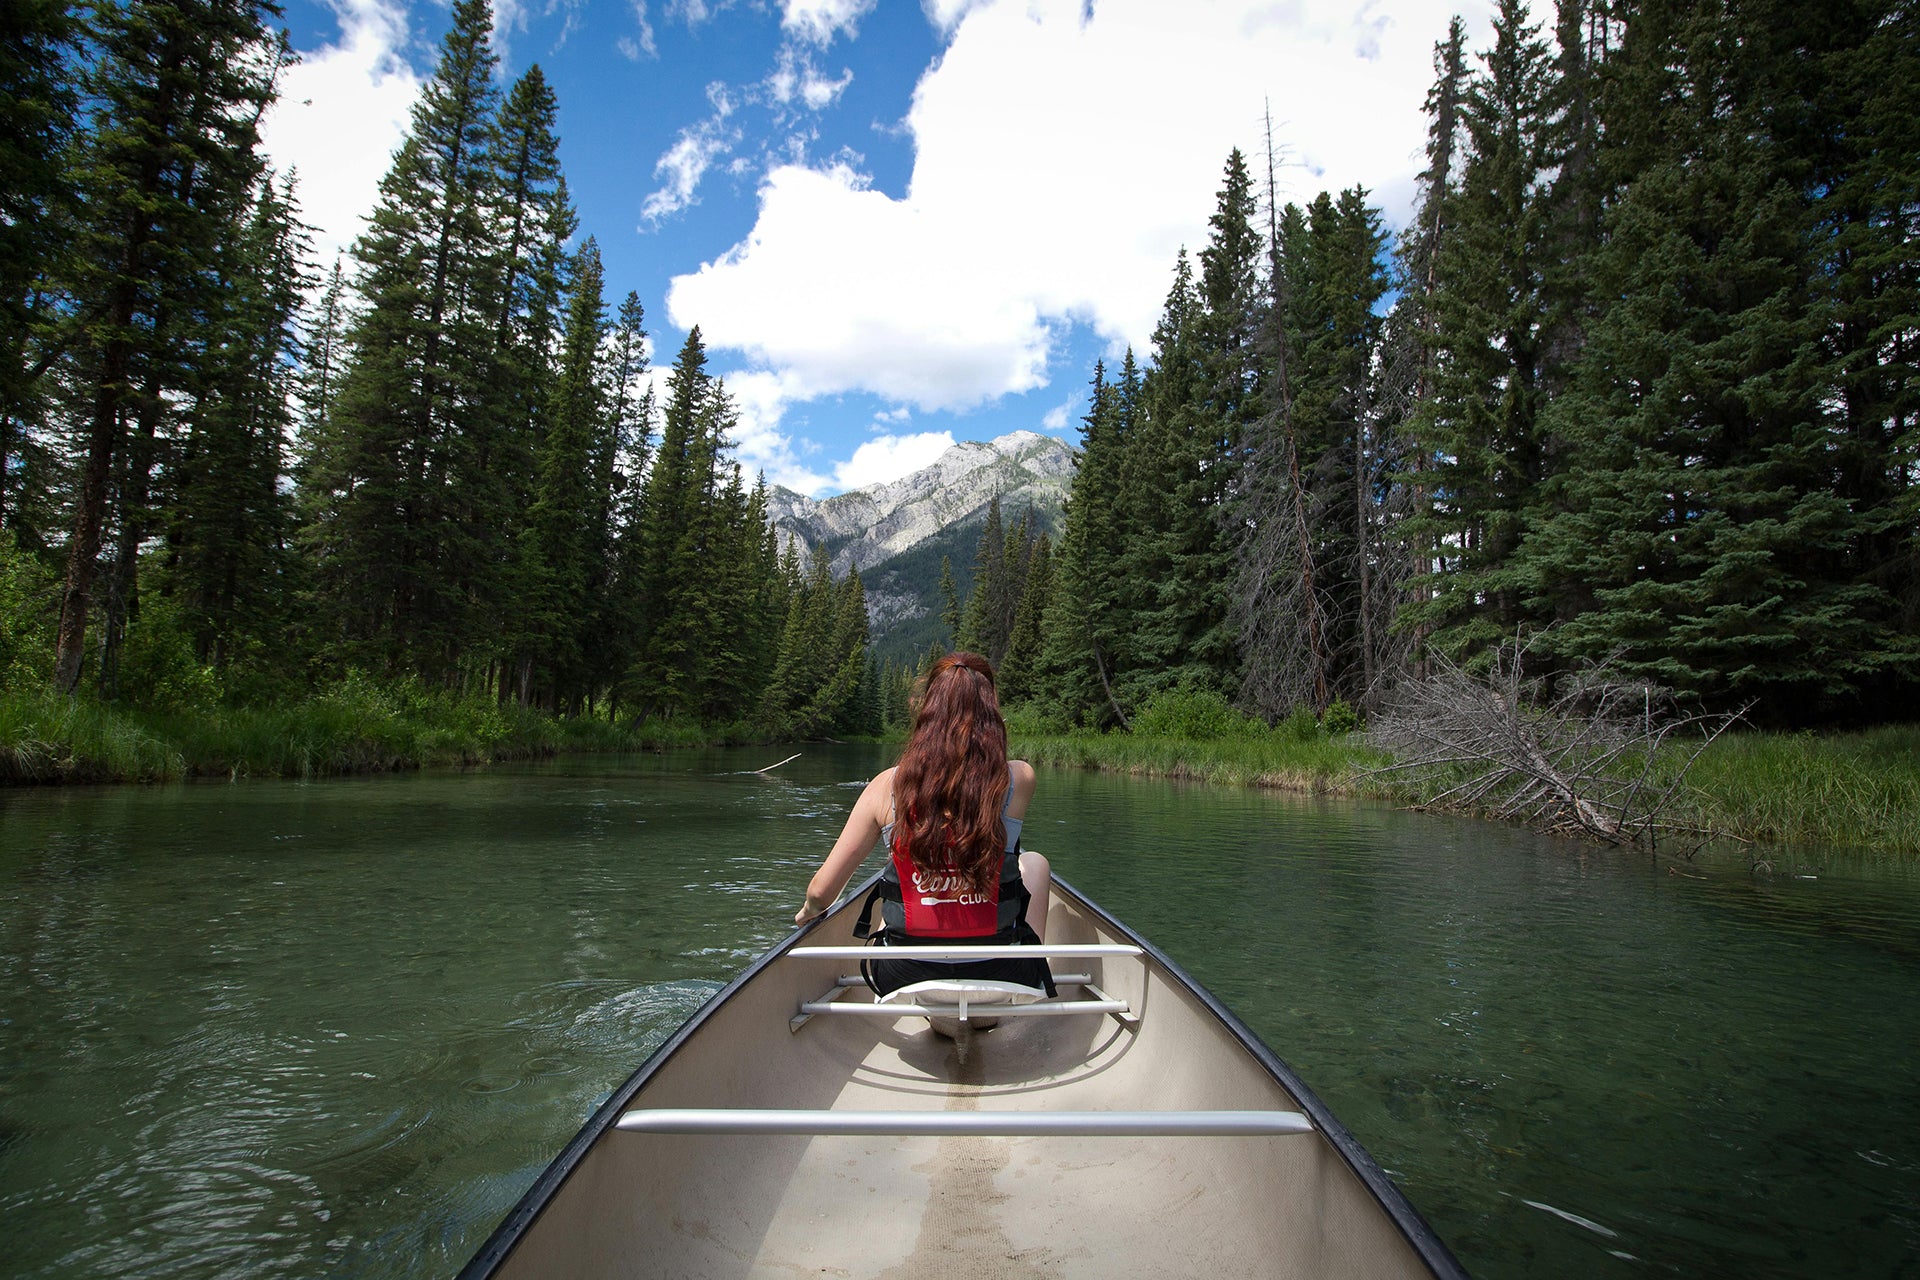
[491,885,1436,1279]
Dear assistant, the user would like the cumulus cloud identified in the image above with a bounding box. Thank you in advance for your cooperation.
[919,0,983,36]
[835,432,956,490]
[671,161,1051,411]
[671,0,1489,422]
[716,369,833,493]
[783,0,879,45]
[259,0,423,267]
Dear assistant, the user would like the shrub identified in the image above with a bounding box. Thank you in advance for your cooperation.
[1277,706,1322,742]
[1322,699,1360,736]
[0,542,58,688]
[114,593,220,713]
[1131,686,1261,740]
[1003,703,1068,738]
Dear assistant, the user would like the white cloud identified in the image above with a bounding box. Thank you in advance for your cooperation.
[641,83,739,222]
[802,66,854,109]
[710,373,948,495]
[767,46,854,113]
[783,0,878,45]
[1041,393,1077,433]
[670,160,1051,411]
[259,0,423,267]
[717,369,833,493]
[667,0,717,26]
[492,0,587,62]
[835,432,956,490]
[626,0,658,57]
[670,0,1490,424]
[920,0,983,36]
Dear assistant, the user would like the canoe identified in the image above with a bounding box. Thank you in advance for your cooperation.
[457,872,1469,1279]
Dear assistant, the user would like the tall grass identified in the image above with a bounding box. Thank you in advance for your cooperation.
[1682,726,1920,855]
[1014,729,1384,794]
[1010,688,1386,794]
[0,679,755,785]
[1009,688,1920,856]
[10,672,1915,856]
[0,687,184,782]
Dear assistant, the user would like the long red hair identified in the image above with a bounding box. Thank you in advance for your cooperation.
[892,652,1010,892]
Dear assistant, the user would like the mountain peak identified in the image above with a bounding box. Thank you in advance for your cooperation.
[763,431,1076,641]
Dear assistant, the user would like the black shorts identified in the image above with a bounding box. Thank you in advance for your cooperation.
[863,928,1054,997]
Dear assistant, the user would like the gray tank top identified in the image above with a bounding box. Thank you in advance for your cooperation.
[881,766,1021,853]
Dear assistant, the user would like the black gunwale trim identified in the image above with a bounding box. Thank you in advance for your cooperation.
[1050,872,1471,1280]
[457,870,1469,1280]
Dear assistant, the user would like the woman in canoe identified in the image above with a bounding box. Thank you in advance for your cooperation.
[795,650,1053,995]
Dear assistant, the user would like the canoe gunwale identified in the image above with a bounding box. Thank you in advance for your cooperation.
[451,876,837,1280]
[455,869,1470,1280]
[1049,872,1472,1280]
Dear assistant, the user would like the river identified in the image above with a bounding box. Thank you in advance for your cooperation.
[1,745,1916,1278]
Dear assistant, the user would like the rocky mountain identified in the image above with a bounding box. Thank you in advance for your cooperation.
[765,429,1076,661]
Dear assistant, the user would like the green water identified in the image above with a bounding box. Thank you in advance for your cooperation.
[1,746,1915,1278]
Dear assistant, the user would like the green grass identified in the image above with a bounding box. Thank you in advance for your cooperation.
[1013,729,1387,795]
[0,687,185,782]
[0,682,755,785]
[1682,726,1920,855]
[9,674,1915,856]
[1010,721,1920,857]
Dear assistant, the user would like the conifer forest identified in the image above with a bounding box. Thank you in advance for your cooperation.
[2,0,1916,742]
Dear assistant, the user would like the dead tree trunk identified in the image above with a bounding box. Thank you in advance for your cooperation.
[1363,633,1745,845]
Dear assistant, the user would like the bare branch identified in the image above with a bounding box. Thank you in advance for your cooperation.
[1360,632,1744,845]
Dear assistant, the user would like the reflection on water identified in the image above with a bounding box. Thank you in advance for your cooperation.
[1,747,1916,1279]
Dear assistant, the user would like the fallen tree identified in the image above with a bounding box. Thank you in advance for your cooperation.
[1363,634,1746,847]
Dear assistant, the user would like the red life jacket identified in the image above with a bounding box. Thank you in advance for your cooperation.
[881,841,1027,939]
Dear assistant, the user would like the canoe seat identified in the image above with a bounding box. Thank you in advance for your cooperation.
[878,978,1048,1010]
[878,979,1048,1036]
[787,944,1145,1035]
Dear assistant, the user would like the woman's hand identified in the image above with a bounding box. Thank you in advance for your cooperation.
[795,770,891,927]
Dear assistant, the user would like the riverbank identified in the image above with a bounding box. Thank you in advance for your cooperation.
[1014,725,1920,857]
[9,684,1914,857]
[0,683,738,784]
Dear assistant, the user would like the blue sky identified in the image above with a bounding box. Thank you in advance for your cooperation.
[263,0,1492,496]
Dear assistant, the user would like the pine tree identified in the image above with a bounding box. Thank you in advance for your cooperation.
[594,291,654,710]
[1112,251,1201,712]
[50,0,290,691]
[517,236,606,705]
[938,554,960,643]
[1159,151,1261,691]
[999,533,1051,703]
[1236,185,1392,718]
[1519,0,1911,718]
[1799,0,1920,712]
[0,0,80,542]
[957,497,1005,657]
[308,0,507,680]
[1380,17,1471,685]
[1398,0,1559,662]
[162,173,307,672]
[478,66,573,661]
[624,327,708,714]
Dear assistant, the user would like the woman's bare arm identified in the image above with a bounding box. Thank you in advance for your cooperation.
[795,768,894,925]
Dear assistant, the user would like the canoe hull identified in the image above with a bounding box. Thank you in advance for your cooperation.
[458,875,1467,1279]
